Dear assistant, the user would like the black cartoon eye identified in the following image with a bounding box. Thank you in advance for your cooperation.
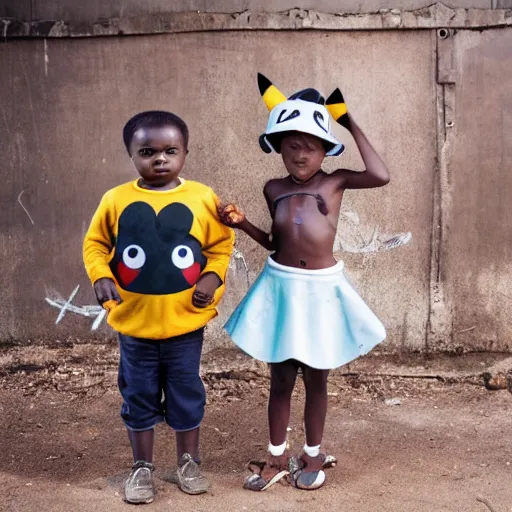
[123,244,146,269]
[277,109,301,124]
[172,245,194,269]
[313,110,328,133]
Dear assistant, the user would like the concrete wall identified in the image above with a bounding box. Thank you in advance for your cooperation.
[1,4,511,352]
[442,30,512,351]
[1,0,505,23]
[0,30,433,348]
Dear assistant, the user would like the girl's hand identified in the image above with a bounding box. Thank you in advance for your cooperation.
[219,202,274,250]
[218,203,245,226]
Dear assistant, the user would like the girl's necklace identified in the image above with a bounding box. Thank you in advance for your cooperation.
[290,170,320,185]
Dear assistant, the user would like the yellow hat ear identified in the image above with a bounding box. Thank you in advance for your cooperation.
[258,73,287,112]
[326,88,349,128]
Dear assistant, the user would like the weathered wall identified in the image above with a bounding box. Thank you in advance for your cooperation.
[3,3,512,39]
[0,30,433,348]
[1,3,511,353]
[1,0,506,23]
[440,29,512,351]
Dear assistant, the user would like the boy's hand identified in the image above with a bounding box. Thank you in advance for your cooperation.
[192,272,222,308]
[94,278,121,307]
[218,203,245,227]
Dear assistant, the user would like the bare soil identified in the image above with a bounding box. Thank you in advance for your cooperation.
[1,343,511,512]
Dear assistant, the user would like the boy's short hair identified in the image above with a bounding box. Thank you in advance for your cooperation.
[123,110,189,154]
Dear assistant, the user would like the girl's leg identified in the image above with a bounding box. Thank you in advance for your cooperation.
[302,366,329,471]
[268,360,299,446]
[244,362,298,492]
[291,366,330,489]
[302,366,329,447]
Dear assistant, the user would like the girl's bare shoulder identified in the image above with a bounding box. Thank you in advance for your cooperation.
[264,177,289,197]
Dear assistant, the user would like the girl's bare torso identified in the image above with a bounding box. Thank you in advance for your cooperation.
[266,171,344,269]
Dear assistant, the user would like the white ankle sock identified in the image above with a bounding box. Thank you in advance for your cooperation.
[268,441,287,456]
[304,443,320,457]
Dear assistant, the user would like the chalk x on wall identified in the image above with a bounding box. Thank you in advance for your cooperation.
[334,211,412,254]
[45,285,107,331]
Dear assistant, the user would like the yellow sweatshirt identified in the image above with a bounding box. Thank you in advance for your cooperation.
[83,178,235,339]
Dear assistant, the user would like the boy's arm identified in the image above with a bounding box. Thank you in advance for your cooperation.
[83,193,121,304]
[334,115,390,189]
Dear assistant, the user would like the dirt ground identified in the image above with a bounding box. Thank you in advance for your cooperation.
[1,342,512,512]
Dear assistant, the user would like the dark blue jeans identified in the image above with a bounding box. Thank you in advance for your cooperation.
[118,329,205,432]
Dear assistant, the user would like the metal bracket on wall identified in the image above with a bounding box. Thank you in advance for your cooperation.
[427,27,458,350]
[437,27,457,136]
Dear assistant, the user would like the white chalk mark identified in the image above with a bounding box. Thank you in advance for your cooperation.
[44,39,49,77]
[91,309,107,331]
[335,209,412,254]
[2,19,8,42]
[340,211,360,225]
[233,248,249,273]
[231,248,251,289]
[45,286,107,331]
[339,231,412,254]
[55,285,81,324]
[45,297,101,317]
[381,232,412,251]
[19,54,50,174]
[17,189,35,225]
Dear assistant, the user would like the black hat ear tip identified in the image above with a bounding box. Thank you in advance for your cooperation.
[326,88,344,105]
[257,73,273,95]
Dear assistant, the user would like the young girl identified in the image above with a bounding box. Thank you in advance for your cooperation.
[219,74,389,491]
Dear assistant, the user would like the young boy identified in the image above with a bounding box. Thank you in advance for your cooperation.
[219,75,389,490]
[83,111,234,504]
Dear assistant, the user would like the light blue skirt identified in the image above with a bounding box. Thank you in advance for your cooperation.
[224,257,386,370]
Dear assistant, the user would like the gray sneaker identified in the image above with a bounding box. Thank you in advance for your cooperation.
[124,460,155,504]
[176,453,210,495]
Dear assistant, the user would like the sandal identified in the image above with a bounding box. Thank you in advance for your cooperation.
[292,453,337,491]
[243,454,291,491]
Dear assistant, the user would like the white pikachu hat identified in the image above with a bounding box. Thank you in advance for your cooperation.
[257,73,348,157]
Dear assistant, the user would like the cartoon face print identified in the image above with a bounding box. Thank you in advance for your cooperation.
[271,100,331,134]
[110,202,206,295]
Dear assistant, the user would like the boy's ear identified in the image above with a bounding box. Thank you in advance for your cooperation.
[326,88,349,129]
